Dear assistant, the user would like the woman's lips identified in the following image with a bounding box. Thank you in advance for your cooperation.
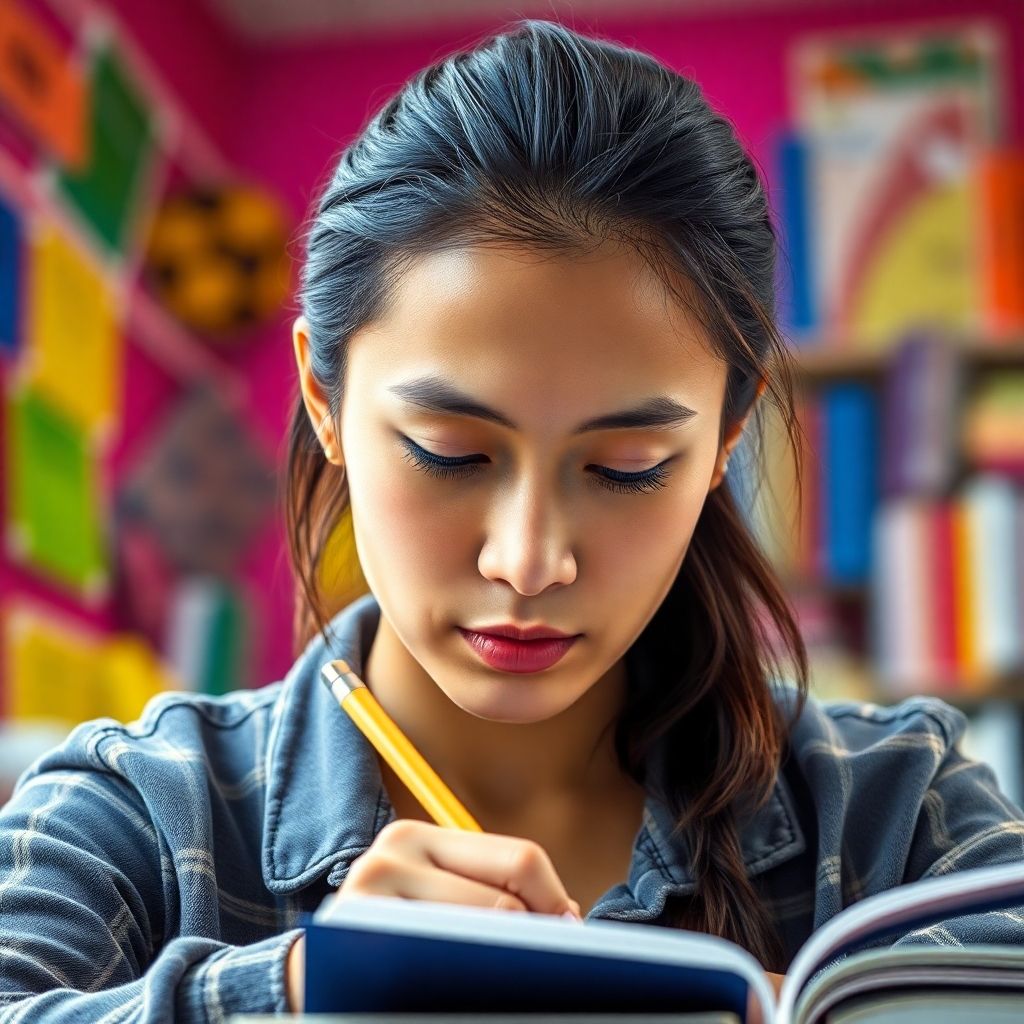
[457,628,580,673]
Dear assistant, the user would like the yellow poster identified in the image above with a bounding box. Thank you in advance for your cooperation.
[5,606,101,727]
[26,226,122,438]
[4,607,178,727]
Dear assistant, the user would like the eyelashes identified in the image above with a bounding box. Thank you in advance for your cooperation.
[397,435,673,495]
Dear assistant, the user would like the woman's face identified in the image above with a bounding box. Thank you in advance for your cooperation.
[298,239,742,725]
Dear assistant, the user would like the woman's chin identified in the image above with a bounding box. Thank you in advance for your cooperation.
[441,678,577,725]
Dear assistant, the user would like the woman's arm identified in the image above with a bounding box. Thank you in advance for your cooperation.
[0,764,298,1022]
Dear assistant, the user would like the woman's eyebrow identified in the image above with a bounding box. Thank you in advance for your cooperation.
[387,375,698,433]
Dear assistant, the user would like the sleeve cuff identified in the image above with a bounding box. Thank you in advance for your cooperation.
[176,928,305,1023]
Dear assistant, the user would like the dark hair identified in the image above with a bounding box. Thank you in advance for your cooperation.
[286,18,808,971]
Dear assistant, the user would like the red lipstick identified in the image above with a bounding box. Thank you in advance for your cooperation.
[457,627,580,673]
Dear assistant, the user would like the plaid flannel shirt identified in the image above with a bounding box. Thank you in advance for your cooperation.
[2,592,1023,1022]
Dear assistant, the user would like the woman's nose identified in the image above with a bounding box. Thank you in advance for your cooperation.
[476,480,578,596]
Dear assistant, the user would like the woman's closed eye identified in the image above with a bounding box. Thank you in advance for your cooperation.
[397,435,674,495]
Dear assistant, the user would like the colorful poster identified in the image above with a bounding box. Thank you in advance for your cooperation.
[4,606,178,725]
[0,194,22,357]
[55,34,157,255]
[0,0,88,170]
[4,605,105,725]
[789,23,1004,349]
[26,225,122,436]
[117,387,276,576]
[165,577,249,695]
[5,388,108,598]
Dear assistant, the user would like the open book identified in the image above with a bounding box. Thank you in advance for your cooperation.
[302,861,1024,1024]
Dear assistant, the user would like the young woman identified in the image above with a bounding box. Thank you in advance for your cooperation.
[2,19,1022,1023]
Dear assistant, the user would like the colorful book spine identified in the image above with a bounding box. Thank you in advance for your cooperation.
[868,480,1024,696]
[821,384,878,584]
[775,131,818,337]
[880,334,922,499]
[912,500,940,693]
[165,577,249,695]
[931,499,959,690]
[961,476,1022,690]
[913,336,963,495]
[951,492,980,685]
[872,498,930,693]
[797,396,823,580]
[880,331,963,498]
[961,371,1024,480]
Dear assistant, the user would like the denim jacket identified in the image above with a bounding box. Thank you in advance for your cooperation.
[2,592,1023,1022]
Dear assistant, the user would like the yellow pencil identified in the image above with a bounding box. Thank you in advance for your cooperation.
[320,659,482,831]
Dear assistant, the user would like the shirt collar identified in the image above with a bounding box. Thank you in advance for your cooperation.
[262,592,386,895]
[262,592,805,905]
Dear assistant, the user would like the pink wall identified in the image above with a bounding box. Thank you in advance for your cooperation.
[231,1,1022,215]
[103,0,245,152]
[71,0,1024,686]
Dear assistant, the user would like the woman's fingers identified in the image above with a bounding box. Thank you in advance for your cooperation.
[343,854,531,912]
[343,819,578,917]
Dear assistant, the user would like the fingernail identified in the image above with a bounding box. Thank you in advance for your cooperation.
[561,910,583,923]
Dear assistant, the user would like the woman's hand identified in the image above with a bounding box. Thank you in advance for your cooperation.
[332,818,581,913]
[286,818,581,1013]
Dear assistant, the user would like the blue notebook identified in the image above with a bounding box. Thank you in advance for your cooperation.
[303,899,759,1018]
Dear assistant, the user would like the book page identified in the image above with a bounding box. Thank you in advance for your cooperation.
[776,861,1024,1024]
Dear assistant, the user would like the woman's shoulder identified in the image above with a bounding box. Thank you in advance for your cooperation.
[766,683,1024,859]
[17,680,287,793]
[772,682,967,761]
[768,683,976,823]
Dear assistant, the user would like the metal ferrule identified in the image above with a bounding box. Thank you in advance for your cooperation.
[319,659,365,702]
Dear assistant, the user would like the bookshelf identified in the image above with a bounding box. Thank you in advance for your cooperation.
[792,337,1024,380]
[780,333,1024,805]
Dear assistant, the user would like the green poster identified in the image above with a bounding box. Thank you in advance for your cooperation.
[6,388,108,597]
[56,40,156,255]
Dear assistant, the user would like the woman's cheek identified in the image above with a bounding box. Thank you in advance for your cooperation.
[361,469,471,582]
[625,499,702,605]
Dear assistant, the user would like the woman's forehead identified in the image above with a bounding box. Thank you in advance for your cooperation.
[349,242,729,404]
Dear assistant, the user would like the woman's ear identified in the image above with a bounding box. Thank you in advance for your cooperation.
[708,377,766,492]
[292,315,343,466]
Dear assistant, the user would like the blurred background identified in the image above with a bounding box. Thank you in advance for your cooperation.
[0,0,1022,804]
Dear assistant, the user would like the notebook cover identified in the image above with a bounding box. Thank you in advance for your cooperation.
[302,917,749,1017]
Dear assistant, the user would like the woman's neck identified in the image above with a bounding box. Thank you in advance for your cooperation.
[361,618,635,819]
